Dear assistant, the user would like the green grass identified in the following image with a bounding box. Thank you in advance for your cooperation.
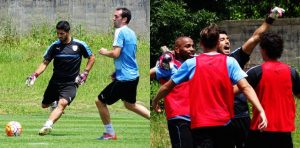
[150,112,170,148]
[0,23,150,147]
[1,113,149,148]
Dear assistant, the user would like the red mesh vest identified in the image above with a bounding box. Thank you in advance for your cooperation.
[159,59,190,120]
[250,61,295,132]
[189,54,234,129]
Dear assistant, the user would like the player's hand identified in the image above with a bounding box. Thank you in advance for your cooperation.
[75,70,89,85]
[98,48,108,55]
[159,51,174,70]
[269,7,285,19]
[151,99,162,113]
[25,73,38,87]
[258,111,268,130]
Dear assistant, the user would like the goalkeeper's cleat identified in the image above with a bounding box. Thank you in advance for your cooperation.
[96,132,117,140]
[38,126,52,136]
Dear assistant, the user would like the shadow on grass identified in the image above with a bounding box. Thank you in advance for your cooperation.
[47,133,75,136]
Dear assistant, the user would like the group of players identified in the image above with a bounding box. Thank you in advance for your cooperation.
[151,7,300,148]
[25,7,150,140]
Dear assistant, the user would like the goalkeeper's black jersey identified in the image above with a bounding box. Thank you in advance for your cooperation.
[43,38,92,83]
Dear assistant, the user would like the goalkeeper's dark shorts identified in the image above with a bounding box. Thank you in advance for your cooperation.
[42,81,77,105]
[246,130,292,148]
[98,77,139,105]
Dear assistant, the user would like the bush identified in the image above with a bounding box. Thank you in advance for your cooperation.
[150,0,219,67]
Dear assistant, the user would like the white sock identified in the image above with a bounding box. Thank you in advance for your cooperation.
[104,123,115,134]
[44,119,53,127]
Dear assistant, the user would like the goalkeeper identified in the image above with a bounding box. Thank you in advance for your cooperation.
[217,6,285,148]
[25,20,95,136]
[150,36,195,148]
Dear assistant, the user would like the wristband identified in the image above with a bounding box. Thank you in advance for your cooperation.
[265,17,275,25]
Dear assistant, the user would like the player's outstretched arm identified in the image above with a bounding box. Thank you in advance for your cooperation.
[237,78,267,130]
[25,60,50,86]
[242,6,285,55]
[152,79,176,112]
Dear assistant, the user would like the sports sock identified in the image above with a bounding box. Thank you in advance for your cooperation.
[104,123,115,135]
[44,119,53,127]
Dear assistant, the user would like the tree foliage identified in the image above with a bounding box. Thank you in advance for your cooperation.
[150,0,300,67]
[150,0,218,67]
[184,0,300,20]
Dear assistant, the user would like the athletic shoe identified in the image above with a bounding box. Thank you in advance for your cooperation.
[96,133,117,140]
[38,126,52,136]
[49,101,58,112]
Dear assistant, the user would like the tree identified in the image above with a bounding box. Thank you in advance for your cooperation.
[150,0,218,67]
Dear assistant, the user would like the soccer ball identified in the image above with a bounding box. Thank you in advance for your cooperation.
[5,121,22,136]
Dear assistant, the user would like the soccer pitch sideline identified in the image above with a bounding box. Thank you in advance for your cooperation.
[0,113,150,147]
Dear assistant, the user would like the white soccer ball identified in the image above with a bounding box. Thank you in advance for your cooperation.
[5,121,22,136]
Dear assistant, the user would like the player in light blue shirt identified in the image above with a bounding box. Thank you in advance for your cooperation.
[96,7,150,140]
[113,25,139,80]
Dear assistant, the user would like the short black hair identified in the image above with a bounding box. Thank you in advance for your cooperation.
[116,7,131,24]
[56,21,70,32]
[200,24,219,49]
[260,32,283,59]
[218,29,227,35]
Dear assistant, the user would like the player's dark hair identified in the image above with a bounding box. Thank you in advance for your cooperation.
[218,29,227,35]
[260,32,283,59]
[56,21,70,32]
[200,24,219,49]
[116,7,131,24]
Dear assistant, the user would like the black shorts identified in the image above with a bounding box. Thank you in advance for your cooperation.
[98,77,139,105]
[42,81,77,105]
[167,119,193,148]
[228,116,251,148]
[192,125,234,148]
[246,130,293,148]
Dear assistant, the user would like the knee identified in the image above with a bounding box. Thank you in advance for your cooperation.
[124,102,135,110]
[58,99,68,108]
[58,99,69,107]
[95,99,106,107]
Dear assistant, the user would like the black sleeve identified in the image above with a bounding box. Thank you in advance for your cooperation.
[291,67,300,95]
[79,42,93,58]
[229,47,250,69]
[43,44,55,62]
[246,65,262,89]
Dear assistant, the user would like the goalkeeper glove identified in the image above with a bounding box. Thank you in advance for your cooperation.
[75,70,89,85]
[159,51,174,70]
[25,73,39,87]
[266,7,285,24]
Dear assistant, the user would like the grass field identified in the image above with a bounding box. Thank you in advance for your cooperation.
[0,23,150,147]
[1,113,149,148]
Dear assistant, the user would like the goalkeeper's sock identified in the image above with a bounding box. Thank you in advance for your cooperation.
[104,123,115,134]
[44,119,53,127]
